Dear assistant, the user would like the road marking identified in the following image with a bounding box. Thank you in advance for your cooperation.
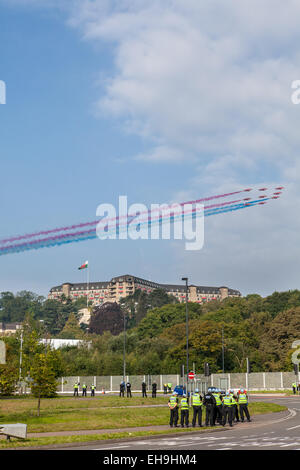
[98,445,130,450]
[287,424,300,430]
[280,443,300,447]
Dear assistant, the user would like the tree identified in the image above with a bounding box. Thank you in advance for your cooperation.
[259,307,300,371]
[29,350,62,416]
[58,312,85,339]
[136,302,202,339]
[89,302,125,336]
[120,288,178,327]
[0,291,44,323]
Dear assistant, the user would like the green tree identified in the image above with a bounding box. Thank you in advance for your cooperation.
[58,312,85,339]
[29,350,62,416]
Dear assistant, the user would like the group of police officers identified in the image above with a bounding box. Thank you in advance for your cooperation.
[73,380,251,430]
[168,388,251,428]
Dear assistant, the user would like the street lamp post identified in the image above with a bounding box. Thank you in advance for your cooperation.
[123,311,126,382]
[222,326,225,373]
[19,328,23,386]
[182,277,189,397]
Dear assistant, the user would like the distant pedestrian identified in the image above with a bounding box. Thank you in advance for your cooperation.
[238,389,251,422]
[120,381,125,397]
[180,394,189,428]
[222,392,233,427]
[126,381,132,398]
[229,389,240,422]
[203,391,216,427]
[212,391,223,425]
[152,382,157,398]
[168,392,179,427]
[191,389,203,427]
[73,382,79,397]
[142,381,147,397]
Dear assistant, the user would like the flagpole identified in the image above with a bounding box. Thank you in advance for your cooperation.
[87,262,89,308]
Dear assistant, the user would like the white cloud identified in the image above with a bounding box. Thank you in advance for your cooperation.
[4,0,300,294]
[63,0,300,175]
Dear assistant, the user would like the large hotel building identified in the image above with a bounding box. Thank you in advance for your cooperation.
[48,274,241,305]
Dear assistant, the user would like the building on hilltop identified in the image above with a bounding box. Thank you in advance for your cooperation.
[0,322,22,336]
[48,274,241,307]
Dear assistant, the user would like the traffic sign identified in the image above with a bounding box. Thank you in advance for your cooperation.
[188,371,195,380]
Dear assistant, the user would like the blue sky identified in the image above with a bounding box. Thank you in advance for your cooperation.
[1,0,300,297]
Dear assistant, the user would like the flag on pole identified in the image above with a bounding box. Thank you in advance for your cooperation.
[78,260,88,270]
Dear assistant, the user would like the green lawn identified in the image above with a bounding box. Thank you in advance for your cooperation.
[0,395,287,448]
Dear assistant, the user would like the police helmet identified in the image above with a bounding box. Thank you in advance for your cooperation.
[195,388,199,393]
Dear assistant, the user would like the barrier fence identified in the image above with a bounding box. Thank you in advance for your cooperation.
[56,371,300,394]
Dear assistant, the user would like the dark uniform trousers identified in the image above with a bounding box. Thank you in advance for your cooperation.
[222,405,233,426]
[205,404,214,426]
[181,409,189,427]
[192,406,202,426]
[213,405,223,424]
[232,403,239,421]
[239,404,251,422]
[170,408,178,427]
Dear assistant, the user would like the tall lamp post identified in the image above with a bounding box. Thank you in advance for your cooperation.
[222,326,225,374]
[19,328,24,387]
[123,311,126,382]
[182,277,189,396]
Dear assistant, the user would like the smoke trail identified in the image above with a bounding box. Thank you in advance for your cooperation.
[0,198,269,256]
[0,188,254,245]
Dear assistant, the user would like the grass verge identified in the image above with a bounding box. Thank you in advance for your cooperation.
[0,397,287,449]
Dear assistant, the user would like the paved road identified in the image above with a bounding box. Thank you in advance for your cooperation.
[64,396,300,451]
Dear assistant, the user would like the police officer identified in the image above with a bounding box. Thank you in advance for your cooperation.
[180,393,189,427]
[152,381,157,398]
[203,391,216,427]
[229,389,240,422]
[90,384,96,397]
[142,381,147,397]
[191,388,203,427]
[163,383,168,394]
[212,390,223,425]
[238,389,251,422]
[73,382,79,397]
[222,392,233,427]
[292,382,297,394]
[126,381,132,397]
[119,381,125,397]
[168,392,179,427]
[82,383,87,397]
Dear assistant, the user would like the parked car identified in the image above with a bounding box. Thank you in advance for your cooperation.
[173,385,186,396]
